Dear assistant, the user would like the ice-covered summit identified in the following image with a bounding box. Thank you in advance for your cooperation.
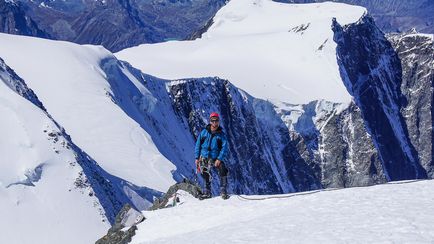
[116,0,366,104]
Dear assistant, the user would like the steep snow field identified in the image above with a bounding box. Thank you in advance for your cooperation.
[116,0,366,104]
[0,33,177,192]
[133,180,434,243]
[0,61,108,243]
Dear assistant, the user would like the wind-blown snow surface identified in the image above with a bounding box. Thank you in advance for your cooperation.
[0,33,177,192]
[132,180,434,243]
[116,0,366,104]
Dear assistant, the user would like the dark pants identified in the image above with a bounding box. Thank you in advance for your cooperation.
[199,158,228,194]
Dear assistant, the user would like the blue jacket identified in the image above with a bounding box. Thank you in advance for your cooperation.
[195,125,229,161]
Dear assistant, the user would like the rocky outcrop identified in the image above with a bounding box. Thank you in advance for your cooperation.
[96,204,145,244]
[97,181,202,244]
[149,180,203,210]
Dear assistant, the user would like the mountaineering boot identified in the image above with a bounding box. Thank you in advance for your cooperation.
[199,167,212,200]
[199,182,212,200]
[200,191,212,199]
[220,176,229,200]
[220,191,229,200]
[199,190,211,200]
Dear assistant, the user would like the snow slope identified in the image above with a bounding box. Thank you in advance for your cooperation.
[0,33,212,243]
[0,33,177,192]
[116,0,366,104]
[132,180,434,243]
[0,59,109,243]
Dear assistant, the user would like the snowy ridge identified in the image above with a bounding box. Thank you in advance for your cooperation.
[116,0,366,104]
[0,33,195,243]
[131,180,434,243]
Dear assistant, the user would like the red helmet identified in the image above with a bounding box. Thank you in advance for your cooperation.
[209,112,220,119]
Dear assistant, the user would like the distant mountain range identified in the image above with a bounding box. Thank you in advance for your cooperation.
[0,0,226,52]
[279,0,434,34]
[1,0,433,52]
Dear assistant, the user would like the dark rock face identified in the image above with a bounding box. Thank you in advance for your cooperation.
[278,0,434,34]
[332,15,427,180]
[10,0,226,52]
[253,99,321,192]
[387,31,434,178]
[275,100,387,189]
[0,1,49,38]
[164,77,388,193]
[166,78,294,194]
[318,102,387,187]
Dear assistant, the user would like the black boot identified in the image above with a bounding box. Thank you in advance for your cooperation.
[200,171,212,200]
[220,176,229,200]
[203,183,212,199]
[200,188,211,200]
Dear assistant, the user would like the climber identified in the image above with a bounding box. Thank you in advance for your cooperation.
[194,112,230,199]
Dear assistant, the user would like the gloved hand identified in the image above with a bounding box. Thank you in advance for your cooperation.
[215,159,221,168]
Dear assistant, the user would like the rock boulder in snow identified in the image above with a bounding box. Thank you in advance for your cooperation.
[96,204,144,244]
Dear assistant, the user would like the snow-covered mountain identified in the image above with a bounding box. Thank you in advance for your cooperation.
[0,34,189,243]
[130,179,434,243]
[0,0,433,242]
[0,56,125,243]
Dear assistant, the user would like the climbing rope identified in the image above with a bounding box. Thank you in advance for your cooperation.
[235,179,431,201]
[236,189,332,201]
